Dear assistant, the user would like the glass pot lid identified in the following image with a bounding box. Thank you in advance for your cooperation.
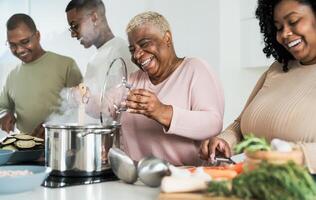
[99,57,131,125]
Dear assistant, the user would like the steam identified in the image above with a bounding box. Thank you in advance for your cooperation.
[45,34,129,126]
[46,88,100,126]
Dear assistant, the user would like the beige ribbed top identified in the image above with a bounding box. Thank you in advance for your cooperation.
[218,60,316,173]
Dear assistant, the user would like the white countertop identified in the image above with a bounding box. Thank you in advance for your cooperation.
[0,180,160,200]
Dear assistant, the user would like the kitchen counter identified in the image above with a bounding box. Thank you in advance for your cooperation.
[0,180,160,200]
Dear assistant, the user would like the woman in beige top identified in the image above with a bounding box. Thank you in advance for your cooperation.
[200,0,316,174]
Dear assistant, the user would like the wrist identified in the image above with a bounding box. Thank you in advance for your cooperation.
[157,104,173,128]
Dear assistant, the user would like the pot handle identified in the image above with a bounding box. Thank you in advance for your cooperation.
[77,129,115,137]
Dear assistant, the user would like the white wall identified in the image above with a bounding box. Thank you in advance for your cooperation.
[219,0,269,127]
[0,0,271,128]
[0,0,220,84]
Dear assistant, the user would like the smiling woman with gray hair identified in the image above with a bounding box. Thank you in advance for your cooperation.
[117,11,224,166]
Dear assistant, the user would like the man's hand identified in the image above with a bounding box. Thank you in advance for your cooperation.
[68,84,91,107]
[0,112,16,133]
[32,123,45,139]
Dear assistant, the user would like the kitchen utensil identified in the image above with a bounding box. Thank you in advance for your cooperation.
[137,156,170,187]
[99,57,131,125]
[108,147,137,184]
[230,153,246,163]
[214,156,236,165]
[203,153,246,166]
[0,165,51,194]
[43,123,118,176]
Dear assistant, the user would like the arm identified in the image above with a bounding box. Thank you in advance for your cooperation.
[0,76,16,133]
[217,69,268,150]
[126,59,224,140]
[165,61,224,140]
[65,59,83,87]
[0,112,15,133]
[200,68,270,160]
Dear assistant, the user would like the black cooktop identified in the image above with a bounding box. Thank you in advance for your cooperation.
[42,169,118,188]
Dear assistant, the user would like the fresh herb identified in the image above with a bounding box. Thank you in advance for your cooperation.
[207,161,316,200]
[234,133,270,154]
[207,181,231,197]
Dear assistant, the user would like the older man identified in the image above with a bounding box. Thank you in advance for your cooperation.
[0,14,82,137]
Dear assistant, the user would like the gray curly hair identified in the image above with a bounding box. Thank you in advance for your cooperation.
[126,11,171,34]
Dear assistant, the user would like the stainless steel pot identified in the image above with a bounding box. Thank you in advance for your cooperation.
[43,123,118,177]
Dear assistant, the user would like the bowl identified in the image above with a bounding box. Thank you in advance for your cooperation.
[8,149,44,164]
[245,149,303,167]
[0,150,14,165]
[0,165,51,194]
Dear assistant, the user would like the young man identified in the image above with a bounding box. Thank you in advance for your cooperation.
[0,14,82,138]
[65,0,137,95]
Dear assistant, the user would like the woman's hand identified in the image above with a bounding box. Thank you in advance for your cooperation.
[199,137,231,162]
[126,89,173,128]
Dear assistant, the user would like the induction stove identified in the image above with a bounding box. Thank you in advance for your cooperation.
[42,169,118,188]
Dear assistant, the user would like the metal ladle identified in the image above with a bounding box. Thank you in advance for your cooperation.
[137,156,170,187]
[108,147,137,184]
[108,148,170,187]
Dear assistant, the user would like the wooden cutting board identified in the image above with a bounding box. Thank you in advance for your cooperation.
[158,192,240,200]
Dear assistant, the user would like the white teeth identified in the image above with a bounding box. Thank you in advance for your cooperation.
[288,39,302,48]
[141,57,152,67]
[19,53,28,57]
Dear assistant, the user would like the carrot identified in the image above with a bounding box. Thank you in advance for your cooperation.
[203,168,237,180]
[229,163,244,174]
[186,164,243,179]
[186,167,196,173]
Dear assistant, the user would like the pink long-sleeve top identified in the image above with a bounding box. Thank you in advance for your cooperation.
[120,57,224,166]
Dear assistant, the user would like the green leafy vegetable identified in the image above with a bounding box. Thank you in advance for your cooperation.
[207,161,316,200]
[234,133,270,154]
[207,181,231,197]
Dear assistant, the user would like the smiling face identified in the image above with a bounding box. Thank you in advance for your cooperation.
[66,8,97,48]
[128,24,173,78]
[7,23,43,63]
[274,0,316,65]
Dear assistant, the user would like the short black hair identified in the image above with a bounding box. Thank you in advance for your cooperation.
[255,0,316,72]
[6,13,37,32]
[65,0,105,15]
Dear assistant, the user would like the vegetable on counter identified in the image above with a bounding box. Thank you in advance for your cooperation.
[0,133,44,151]
[234,133,270,154]
[187,163,244,180]
[207,161,316,200]
[207,180,231,197]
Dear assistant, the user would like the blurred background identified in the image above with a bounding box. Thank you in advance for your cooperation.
[0,0,273,127]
